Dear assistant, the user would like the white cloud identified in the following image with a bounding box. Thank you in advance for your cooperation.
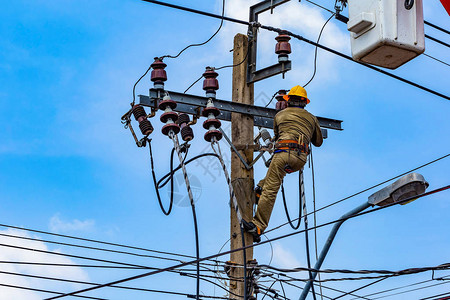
[272,243,302,268]
[49,214,95,234]
[219,0,350,86]
[0,228,89,299]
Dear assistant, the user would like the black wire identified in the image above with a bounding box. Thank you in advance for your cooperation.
[423,53,450,67]
[425,34,450,49]
[264,91,279,108]
[424,20,450,35]
[281,181,302,230]
[184,74,204,94]
[159,0,225,59]
[303,181,317,300]
[0,283,106,300]
[149,140,175,215]
[310,147,323,300]
[240,226,249,300]
[141,0,450,101]
[0,270,230,299]
[44,185,450,300]
[132,65,152,106]
[303,13,335,88]
[0,223,211,262]
[265,153,450,234]
[333,277,387,300]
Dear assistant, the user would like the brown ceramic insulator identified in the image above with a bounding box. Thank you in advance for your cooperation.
[275,34,292,55]
[150,58,167,83]
[203,118,221,130]
[276,99,289,112]
[275,90,288,102]
[202,106,220,117]
[181,125,194,142]
[204,130,222,142]
[202,67,219,92]
[132,105,147,123]
[177,113,190,126]
[161,123,180,136]
[158,99,177,111]
[138,119,154,136]
[160,111,179,123]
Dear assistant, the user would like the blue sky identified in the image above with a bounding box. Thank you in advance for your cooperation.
[0,0,449,299]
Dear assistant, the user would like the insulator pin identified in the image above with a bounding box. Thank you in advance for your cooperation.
[160,111,178,123]
[204,129,222,142]
[275,33,291,62]
[202,67,219,98]
[203,118,221,130]
[162,123,180,136]
[275,90,288,112]
[177,113,194,142]
[151,57,167,90]
[139,119,154,136]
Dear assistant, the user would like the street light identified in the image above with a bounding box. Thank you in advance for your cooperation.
[299,173,429,300]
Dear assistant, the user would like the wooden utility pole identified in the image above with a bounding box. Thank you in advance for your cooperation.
[230,33,255,298]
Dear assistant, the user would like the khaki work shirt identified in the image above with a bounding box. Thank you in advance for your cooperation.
[274,107,323,148]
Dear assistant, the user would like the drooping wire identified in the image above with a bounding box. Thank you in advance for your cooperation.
[160,0,225,60]
[309,147,324,300]
[184,39,250,94]
[424,20,450,35]
[44,185,450,300]
[281,180,302,230]
[211,140,248,300]
[303,13,335,88]
[423,53,450,67]
[168,133,201,300]
[142,0,450,101]
[0,283,105,300]
[302,170,317,300]
[265,153,450,234]
[149,140,175,215]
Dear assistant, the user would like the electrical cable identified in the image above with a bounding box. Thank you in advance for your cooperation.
[264,91,279,108]
[372,280,450,300]
[424,20,450,35]
[141,0,450,101]
[0,222,224,264]
[301,170,317,300]
[44,184,450,300]
[421,291,450,300]
[0,270,231,300]
[160,0,225,59]
[349,275,450,300]
[425,34,450,49]
[168,134,201,300]
[309,147,323,300]
[211,141,248,300]
[333,277,387,300]
[265,153,450,234]
[303,13,335,88]
[0,283,105,300]
[423,53,450,67]
[281,180,302,230]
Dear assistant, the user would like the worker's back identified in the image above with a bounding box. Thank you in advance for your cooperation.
[274,107,323,147]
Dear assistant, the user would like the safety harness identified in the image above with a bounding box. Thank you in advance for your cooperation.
[275,139,310,174]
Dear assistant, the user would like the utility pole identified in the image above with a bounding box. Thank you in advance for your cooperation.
[230,33,255,298]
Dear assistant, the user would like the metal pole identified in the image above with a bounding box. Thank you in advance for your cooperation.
[299,202,371,300]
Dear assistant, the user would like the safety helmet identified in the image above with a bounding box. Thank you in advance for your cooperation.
[283,85,310,104]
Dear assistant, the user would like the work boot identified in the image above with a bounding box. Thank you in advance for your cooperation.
[241,220,262,243]
[254,185,262,205]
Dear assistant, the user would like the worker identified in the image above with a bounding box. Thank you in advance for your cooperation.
[242,85,323,243]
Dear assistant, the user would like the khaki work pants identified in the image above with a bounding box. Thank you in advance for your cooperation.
[252,151,306,232]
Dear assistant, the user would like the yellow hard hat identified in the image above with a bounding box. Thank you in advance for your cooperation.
[283,85,310,104]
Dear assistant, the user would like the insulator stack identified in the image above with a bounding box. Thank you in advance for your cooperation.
[202,99,222,142]
[159,95,180,136]
[177,113,194,142]
[132,105,154,136]
[275,33,291,63]
[202,67,219,99]
[150,57,167,90]
[275,89,288,112]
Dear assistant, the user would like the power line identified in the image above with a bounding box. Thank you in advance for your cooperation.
[424,20,450,35]
[0,270,232,299]
[141,0,450,101]
[423,53,450,67]
[0,283,106,300]
[43,184,450,299]
[425,34,450,49]
[265,152,450,234]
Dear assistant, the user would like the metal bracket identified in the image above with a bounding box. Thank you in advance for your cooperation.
[247,0,292,83]
[140,89,343,131]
